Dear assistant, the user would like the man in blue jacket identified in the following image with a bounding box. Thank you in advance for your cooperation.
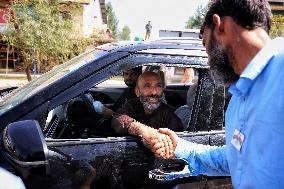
[119,0,284,188]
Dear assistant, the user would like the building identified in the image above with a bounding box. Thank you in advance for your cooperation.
[62,0,107,37]
[82,0,107,36]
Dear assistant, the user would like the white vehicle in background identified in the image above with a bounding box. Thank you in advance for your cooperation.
[159,28,200,38]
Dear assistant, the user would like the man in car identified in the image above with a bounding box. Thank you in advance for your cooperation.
[93,67,142,116]
[111,71,183,134]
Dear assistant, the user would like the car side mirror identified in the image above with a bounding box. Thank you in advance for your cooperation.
[2,120,49,178]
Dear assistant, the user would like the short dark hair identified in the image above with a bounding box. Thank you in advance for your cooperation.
[131,66,143,74]
[201,0,272,34]
[123,67,142,75]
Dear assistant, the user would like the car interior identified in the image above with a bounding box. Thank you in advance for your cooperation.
[43,65,199,139]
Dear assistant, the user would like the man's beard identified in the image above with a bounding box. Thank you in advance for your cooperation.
[139,95,162,111]
[208,34,239,87]
[125,80,136,87]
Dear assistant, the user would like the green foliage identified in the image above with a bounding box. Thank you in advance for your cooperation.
[3,0,87,77]
[118,25,131,40]
[270,14,284,38]
[106,2,119,39]
[185,5,207,29]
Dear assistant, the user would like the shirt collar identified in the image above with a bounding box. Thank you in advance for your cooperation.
[230,37,284,96]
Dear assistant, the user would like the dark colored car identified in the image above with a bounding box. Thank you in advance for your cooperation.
[0,38,231,189]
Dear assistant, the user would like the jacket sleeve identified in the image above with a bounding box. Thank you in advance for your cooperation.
[174,138,230,176]
[112,102,135,134]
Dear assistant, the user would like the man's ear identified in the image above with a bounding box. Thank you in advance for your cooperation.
[135,87,140,97]
[212,14,225,35]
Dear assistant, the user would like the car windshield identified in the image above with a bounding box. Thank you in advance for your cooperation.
[0,48,107,115]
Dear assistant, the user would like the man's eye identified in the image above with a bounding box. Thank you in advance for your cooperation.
[156,84,162,88]
[144,84,151,88]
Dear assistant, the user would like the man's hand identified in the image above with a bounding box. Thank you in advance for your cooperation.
[159,128,179,149]
[93,101,105,113]
[116,119,174,159]
[113,114,134,128]
[93,101,114,118]
[112,115,177,159]
[148,128,179,159]
[139,127,174,159]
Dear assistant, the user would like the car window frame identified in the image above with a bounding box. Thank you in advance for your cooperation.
[43,53,208,137]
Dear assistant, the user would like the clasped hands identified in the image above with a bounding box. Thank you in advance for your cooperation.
[145,127,178,159]
[114,114,179,159]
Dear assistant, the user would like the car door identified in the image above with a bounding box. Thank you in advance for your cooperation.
[1,67,229,189]
[2,122,226,189]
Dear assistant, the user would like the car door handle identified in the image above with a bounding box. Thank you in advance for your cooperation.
[149,159,192,181]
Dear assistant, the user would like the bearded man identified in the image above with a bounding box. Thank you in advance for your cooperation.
[92,67,142,118]
[111,71,183,134]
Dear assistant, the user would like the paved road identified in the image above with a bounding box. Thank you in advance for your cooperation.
[0,79,28,90]
[0,73,36,90]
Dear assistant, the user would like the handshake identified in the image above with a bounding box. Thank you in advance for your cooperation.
[92,101,179,159]
[113,114,179,159]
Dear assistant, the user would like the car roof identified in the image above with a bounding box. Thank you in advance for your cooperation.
[95,38,207,58]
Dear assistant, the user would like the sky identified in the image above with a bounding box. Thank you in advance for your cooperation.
[106,0,209,39]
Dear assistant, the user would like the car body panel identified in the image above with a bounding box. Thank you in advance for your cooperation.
[22,131,225,189]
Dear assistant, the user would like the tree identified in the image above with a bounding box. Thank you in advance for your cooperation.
[4,0,84,81]
[118,26,131,40]
[270,14,284,38]
[185,5,207,29]
[106,2,119,39]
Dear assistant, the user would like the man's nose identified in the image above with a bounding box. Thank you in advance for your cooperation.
[149,86,158,95]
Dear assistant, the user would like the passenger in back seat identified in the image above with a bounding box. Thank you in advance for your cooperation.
[112,67,143,111]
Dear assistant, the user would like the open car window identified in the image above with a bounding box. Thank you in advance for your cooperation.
[166,67,198,85]
[43,65,200,139]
